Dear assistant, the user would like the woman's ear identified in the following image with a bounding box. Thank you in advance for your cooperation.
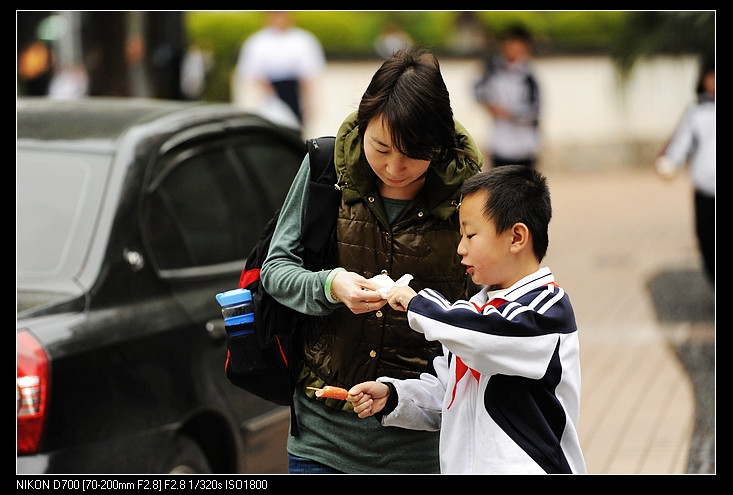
[508,222,530,254]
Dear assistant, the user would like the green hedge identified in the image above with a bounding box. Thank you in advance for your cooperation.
[185,11,629,101]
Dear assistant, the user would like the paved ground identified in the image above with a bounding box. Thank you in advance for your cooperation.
[655,269,716,474]
[541,167,715,474]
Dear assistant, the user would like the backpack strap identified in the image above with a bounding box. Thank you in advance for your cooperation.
[302,136,340,270]
[306,136,337,185]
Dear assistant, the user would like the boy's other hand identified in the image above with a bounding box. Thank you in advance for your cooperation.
[348,381,390,418]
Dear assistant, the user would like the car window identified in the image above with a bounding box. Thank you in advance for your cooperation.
[143,130,302,272]
[228,132,305,214]
[17,149,110,281]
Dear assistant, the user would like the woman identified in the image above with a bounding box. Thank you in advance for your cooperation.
[261,48,483,473]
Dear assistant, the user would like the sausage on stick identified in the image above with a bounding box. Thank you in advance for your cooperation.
[307,386,350,400]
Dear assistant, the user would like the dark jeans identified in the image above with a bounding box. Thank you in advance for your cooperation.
[287,453,343,474]
[694,190,715,284]
[271,79,302,124]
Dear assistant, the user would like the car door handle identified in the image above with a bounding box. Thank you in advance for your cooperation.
[206,319,227,342]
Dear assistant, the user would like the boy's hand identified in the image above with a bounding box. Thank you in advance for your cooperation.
[347,381,390,418]
[386,286,417,312]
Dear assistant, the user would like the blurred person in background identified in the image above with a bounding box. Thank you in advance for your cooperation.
[656,58,715,285]
[180,40,213,100]
[474,24,541,169]
[235,11,325,128]
[49,63,89,99]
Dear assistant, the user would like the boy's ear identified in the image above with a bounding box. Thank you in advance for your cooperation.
[508,222,530,254]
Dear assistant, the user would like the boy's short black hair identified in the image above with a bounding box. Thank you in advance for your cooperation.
[460,165,551,262]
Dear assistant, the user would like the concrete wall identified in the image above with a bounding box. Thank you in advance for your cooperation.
[234,55,700,172]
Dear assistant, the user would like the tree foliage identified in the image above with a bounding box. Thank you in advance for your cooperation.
[609,11,715,75]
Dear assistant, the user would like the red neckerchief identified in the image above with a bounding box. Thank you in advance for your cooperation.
[447,297,506,409]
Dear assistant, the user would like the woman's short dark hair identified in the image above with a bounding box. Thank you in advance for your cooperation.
[357,48,459,162]
[460,165,552,262]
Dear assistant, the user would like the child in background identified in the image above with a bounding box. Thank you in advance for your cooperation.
[348,165,586,474]
[474,25,541,169]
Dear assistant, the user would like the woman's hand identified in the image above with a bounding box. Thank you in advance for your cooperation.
[347,381,390,418]
[331,270,387,314]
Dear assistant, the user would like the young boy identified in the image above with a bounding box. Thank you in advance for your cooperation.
[347,165,586,474]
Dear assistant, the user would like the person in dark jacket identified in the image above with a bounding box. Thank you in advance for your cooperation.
[260,47,483,473]
[474,24,541,169]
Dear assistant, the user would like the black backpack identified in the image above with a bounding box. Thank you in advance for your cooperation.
[224,136,340,436]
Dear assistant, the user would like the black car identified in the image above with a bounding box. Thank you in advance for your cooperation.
[16,97,306,474]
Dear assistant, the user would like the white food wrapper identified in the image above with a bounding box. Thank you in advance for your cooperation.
[369,273,414,299]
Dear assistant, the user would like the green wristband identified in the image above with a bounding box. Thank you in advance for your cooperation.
[324,267,346,303]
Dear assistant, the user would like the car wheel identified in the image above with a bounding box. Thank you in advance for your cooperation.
[164,435,212,474]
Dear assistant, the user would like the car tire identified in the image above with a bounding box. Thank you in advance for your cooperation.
[164,435,212,474]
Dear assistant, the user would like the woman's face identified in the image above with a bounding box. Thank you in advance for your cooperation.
[363,115,431,200]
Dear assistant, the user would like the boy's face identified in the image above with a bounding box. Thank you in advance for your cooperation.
[457,191,516,288]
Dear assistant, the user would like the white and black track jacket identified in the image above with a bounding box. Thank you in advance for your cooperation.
[377,267,586,474]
